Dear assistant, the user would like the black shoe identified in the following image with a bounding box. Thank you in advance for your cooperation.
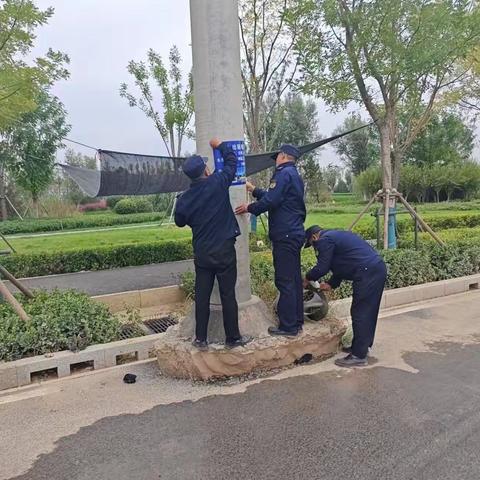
[225,335,253,349]
[335,353,368,368]
[342,346,370,356]
[268,327,298,337]
[192,339,208,351]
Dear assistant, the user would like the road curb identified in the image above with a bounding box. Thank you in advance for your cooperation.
[1,274,480,391]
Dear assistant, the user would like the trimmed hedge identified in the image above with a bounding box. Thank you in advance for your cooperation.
[181,242,480,302]
[1,239,193,278]
[0,212,167,236]
[353,212,480,240]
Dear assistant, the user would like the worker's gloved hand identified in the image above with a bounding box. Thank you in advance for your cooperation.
[319,282,332,292]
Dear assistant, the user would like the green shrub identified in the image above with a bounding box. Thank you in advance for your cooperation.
[1,239,193,278]
[106,196,125,209]
[0,212,167,235]
[114,198,153,215]
[0,290,121,362]
[181,242,480,304]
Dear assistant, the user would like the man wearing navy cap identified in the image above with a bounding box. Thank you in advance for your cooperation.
[175,138,250,351]
[304,225,387,367]
[236,144,306,336]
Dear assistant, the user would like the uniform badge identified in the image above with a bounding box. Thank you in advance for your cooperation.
[269,181,276,189]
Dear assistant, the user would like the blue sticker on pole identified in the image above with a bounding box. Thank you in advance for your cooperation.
[213,140,246,185]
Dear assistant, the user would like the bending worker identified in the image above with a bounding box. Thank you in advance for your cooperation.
[236,144,305,337]
[175,138,250,351]
[304,226,387,367]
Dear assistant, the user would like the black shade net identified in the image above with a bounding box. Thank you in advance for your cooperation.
[59,122,374,197]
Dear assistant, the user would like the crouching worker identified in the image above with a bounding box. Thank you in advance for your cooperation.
[303,226,387,367]
[175,138,251,351]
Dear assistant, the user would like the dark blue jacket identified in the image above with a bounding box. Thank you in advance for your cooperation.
[248,162,305,242]
[174,143,240,256]
[306,230,384,288]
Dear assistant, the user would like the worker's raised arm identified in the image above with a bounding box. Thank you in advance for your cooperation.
[209,138,238,188]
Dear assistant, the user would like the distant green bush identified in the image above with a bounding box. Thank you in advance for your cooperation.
[114,198,153,215]
[1,239,193,278]
[106,196,125,209]
[0,290,121,362]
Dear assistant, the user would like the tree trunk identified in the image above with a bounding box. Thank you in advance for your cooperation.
[32,195,39,218]
[0,166,7,221]
[379,123,392,189]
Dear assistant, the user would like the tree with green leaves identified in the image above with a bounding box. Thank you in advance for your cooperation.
[406,112,475,166]
[293,0,480,192]
[120,46,193,157]
[3,90,70,216]
[239,0,300,153]
[0,0,69,130]
[332,113,378,175]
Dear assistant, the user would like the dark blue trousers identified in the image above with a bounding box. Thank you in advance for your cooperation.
[272,238,304,332]
[351,260,387,358]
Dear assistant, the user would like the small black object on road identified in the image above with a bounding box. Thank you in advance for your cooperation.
[123,373,137,384]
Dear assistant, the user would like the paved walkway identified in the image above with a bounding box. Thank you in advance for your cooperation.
[2,291,480,479]
[6,260,194,296]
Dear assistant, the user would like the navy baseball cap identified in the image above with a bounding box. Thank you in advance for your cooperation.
[270,144,301,160]
[182,155,207,179]
[304,225,322,248]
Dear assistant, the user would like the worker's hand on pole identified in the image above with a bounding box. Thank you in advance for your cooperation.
[319,282,332,291]
[246,181,255,193]
[209,137,222,149]
[235,204,249,215]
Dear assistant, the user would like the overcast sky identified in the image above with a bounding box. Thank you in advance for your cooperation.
[32,0,477,166]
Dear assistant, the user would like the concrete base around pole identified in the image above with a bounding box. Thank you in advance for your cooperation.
[176,295,275,344]
[155,316,347,381]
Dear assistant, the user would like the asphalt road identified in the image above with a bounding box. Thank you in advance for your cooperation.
[3,292,480,480]
[5,260,194,296]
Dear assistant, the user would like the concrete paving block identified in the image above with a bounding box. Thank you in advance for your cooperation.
[385,285,424,308]
[420,281,446,301]
[0,363,18,391]
[94,291,141,313]
[103,335,161,367]
[140,286,185,309]
[445,277,468,296]
[15,351,71,386]
[464,275,480,292]
[67,346,107,371]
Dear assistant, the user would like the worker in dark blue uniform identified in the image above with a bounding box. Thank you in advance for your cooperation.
[236,144,306,337]
[175,138,250,351]
[304,225,387,367]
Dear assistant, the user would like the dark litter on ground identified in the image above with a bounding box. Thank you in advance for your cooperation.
[123,373,137,384]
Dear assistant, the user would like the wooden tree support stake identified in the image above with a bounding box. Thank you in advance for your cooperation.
[348,194,379,231]
[0,265,33,299]
[0,279,29,321]
[396,192,446,247]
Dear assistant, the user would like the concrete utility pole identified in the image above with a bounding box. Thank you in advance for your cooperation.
[184,0,273,341]
[190,0,251,304]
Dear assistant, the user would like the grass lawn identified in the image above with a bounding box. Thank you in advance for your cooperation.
[6,196,480,255]
[9,225,191,254]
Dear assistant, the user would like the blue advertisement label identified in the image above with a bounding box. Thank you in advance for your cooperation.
[213,140,246,185]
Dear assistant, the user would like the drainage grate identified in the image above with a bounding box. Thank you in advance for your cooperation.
[119,324,145,340]
[143,316,178,334]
